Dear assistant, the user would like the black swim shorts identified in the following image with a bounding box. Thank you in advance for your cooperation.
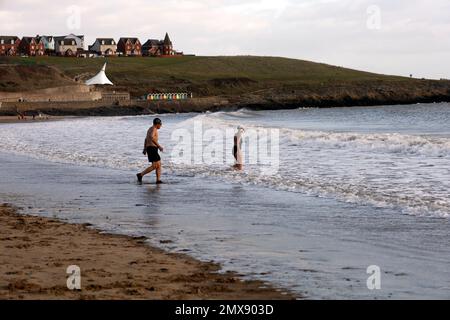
[146,146,161,163]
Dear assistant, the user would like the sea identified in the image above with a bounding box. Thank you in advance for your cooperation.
[1,103,449,299]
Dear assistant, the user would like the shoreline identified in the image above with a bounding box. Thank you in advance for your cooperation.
[0,115,73,124]
[1,98,449,122]
[0,204,296,300]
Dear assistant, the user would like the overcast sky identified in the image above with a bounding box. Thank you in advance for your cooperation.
[1,0,449,79]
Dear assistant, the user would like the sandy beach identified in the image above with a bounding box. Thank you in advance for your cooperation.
[0,204,294,300]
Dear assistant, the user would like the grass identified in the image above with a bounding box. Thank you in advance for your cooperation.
[0,55,414,96]
[9,55,406,81]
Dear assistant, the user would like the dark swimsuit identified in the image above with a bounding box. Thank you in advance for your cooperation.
[146,146,161,163]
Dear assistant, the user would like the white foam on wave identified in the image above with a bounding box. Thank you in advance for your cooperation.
[170,112,450,218]
[195,111,450,158]
[1,113,449,219]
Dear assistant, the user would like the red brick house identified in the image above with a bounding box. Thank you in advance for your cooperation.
[142,39,161,56]
[117,38,142,56]
[0,36,21,56]
[19,37,45,56]
[142,33,178,57]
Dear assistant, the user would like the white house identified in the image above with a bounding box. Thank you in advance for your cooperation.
[54,34,84,55]
[36,35,55,53]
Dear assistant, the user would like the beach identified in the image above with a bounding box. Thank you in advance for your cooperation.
[0,204,293,300]
[0,104,449,300]
[0,115,67,124]
[2,0,450,305]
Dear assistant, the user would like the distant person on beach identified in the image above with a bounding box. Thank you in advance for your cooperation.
[137,118,164,184]
[233,126,245,170]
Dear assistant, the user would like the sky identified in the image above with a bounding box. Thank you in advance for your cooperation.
[1,0,449,79]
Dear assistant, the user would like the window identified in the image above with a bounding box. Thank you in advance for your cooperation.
[102,40,105,45]
[0,39,3,44]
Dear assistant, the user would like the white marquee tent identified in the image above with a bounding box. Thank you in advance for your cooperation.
[85,63,113,86]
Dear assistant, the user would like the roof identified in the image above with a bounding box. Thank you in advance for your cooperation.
[0,36,19,42]
[66,33,84,40]
[95,38,116,45]
[54,35,82,39]
[21,37,37,44]
[54,35,84,48]
[142,39,161,47]
[119,37,140,44]
[35,35,53,43]
[164,33,172,45]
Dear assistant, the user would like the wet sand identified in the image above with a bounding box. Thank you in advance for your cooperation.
[0,204,295,300]
[0,115,68,124]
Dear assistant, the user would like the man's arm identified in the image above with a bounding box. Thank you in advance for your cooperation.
[143,137,147,154]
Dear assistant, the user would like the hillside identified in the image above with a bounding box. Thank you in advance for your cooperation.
[0,63,76,92]
[1,56,450,115]
[0,55,409,96]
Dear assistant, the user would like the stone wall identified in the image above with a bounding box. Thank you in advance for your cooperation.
[0,85,102,102]
[0,96,229,116]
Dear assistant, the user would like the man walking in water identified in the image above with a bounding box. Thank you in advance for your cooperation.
[137,118,164,184]
[233,125,245,170]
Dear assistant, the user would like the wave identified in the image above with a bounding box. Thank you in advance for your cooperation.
[281,128,450,157]
[0,113,449,219]
[182,112,450,158]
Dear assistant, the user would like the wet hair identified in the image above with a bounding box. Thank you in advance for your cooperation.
[153,118,162,125]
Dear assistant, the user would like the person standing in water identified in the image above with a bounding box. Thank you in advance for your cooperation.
[137,118,164,184]
[233,125,245,170]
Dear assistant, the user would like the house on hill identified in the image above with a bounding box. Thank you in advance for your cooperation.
[36,35,55,55]
[0,36,21,56]
[142,33,181,57]
[54,34,84,56]
[89,38,117,56]
[117,38,142,56]
[19,37,45,56]
[142,39,161,56]
[64,34,84,50]
[54,38,78,56]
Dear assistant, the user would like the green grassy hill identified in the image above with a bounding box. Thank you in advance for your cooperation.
[0,55,408,97]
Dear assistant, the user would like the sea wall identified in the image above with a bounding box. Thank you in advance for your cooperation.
[0,85,101,102]
[0,97,229,116]
[1,85,450,117]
